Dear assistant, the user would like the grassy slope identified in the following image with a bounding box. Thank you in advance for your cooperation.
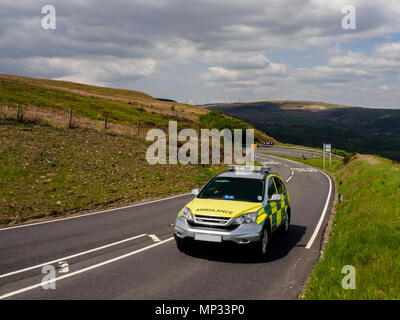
[0,74,205,120]
[0,74,273,227]
[264,152,400,299]
[0,120,224,226]
[0,74,273,141]
[0,74,186,128]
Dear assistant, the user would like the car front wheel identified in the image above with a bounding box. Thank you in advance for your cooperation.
[254,227,270,257]
[175,236,189,252]
[282,210,290,234]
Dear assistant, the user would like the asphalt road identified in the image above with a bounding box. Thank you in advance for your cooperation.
[0,152,334,300]
[259,146,326,159]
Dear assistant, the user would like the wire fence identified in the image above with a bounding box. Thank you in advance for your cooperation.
[0,104,143,138]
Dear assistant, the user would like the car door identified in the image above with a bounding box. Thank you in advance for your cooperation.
[273,177,286,227]
[267,176,279,231]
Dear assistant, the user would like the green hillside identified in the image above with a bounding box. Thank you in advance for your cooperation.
[210,101,400,161]
[0,120,226,226]
[0,74,273,141]
[0,74,274,226]
[0,74,195,129]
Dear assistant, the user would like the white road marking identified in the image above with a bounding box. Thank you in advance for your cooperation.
[0,193,191,232]
[259,157,294,184]
[292,167,318,173]
[305,169,332,249]
[0,234,147,279]
[58,261,69,274]
[0,237,174,300]
[258,154,300,166]
[149,234,161,242]
[285,168,294,183]
[261,160,281,165]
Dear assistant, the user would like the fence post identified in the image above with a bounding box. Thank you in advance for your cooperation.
[137,120,140,135]
[105,116,108,131]
[17,105,21,122]
[69,109,73,129]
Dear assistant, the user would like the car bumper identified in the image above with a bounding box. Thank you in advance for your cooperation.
[173,218,263,245]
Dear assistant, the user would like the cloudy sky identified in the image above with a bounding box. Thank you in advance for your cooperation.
[1,0,400,108]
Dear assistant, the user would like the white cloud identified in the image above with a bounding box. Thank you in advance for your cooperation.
[329,51,400,71]
[0,0,399,107]
[374,42,400,60]
[1,57,156,86]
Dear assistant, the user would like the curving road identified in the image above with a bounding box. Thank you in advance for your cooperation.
[259,145,341,160]
[0,151,334,300]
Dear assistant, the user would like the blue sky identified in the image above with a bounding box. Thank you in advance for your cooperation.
[1,0,400,108]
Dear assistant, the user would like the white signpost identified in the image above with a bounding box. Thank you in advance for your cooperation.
[323,143,332,168]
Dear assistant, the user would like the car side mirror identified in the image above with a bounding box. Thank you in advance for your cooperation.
[269,194,282,202]
[192,188,200,196]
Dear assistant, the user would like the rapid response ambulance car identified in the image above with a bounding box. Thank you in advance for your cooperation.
[173,166,291,257]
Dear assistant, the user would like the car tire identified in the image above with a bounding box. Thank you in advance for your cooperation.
[282,210,290,234]
[254,225,270,257]
[175,236,189,252]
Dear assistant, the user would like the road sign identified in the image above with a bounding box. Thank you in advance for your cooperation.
[323,143,332,168]
[325,144,331,153]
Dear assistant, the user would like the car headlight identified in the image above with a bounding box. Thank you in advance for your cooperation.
[179,206,194,222]
[232,212,258,224]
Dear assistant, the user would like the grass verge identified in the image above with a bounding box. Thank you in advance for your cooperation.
[264,152,400,299]
[0,120,224,227]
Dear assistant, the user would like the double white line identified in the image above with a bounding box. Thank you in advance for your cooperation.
[0,234,173,300]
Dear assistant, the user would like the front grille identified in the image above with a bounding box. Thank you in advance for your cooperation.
[189,215,237,230]
[188,220,238,230]
[194,215,231,225]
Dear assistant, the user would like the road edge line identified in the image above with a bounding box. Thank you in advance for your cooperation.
[0,237,174,300]
[305,169,332,249]
[0,234,147,279]
[0,193,191,232]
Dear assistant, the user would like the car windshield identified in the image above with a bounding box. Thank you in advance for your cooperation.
[198,177,264,202]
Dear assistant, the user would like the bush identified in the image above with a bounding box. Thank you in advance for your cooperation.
[199,110,249,131]
[342,152,358,164]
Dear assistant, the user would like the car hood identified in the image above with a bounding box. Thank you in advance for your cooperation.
[187,198,262,218]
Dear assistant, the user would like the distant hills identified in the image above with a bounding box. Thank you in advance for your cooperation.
[209,101,400,161]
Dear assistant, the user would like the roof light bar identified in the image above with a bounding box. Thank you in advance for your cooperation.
[226,165,271,173]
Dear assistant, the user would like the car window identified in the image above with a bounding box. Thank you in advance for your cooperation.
[273,177,285,194]
[267,177,277,199]
[280,178,286,192]
[198,177,265,202]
